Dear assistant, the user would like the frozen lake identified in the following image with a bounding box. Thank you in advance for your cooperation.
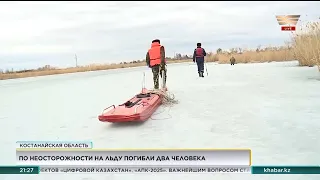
[1,61,320,180]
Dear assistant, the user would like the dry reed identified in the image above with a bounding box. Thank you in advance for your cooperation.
[206,48,293,64]
[291,22,320,70]
[0,60,188,80]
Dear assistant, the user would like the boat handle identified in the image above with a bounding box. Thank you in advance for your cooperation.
[134,104,142,114]
[101,105,115,114]
[134,102,150,114]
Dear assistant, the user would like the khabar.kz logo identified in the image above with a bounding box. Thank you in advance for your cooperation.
[276,15,300,31]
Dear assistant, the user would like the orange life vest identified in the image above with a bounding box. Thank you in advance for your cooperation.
[148,42,163,67]
[195,47,204,57]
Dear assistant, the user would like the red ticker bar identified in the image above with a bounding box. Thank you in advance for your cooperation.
[281,26,296,31]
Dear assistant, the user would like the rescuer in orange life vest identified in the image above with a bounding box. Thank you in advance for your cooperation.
[193,43,207,77]
[146,39,167,90]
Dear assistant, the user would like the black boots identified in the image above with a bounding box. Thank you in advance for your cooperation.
[198,71,204,77]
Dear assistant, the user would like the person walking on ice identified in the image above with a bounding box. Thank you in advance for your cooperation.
[230,56,236,65]
[193,43,207,77]
[146,39,167,90]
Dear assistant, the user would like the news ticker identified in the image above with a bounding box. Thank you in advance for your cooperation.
[2,166,320,174]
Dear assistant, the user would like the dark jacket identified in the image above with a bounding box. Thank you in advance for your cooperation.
[193,47,207,63]
[146,46,165,67]
[230,57,236,63]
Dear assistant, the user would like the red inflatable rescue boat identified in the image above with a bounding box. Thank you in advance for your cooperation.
[98,88,165,123]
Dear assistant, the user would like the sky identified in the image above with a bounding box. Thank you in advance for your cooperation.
[0,1,319,70]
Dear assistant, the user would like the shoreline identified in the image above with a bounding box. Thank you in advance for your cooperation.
[0,59,191,81]
[0,58,297,81]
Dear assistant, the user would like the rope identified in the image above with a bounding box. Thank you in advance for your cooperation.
[148,89,179,120]
[150,106,173,120]
[148,89,179,106]
[139,69,179,120]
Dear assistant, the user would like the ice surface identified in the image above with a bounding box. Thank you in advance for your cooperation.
[0,61,320,180]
